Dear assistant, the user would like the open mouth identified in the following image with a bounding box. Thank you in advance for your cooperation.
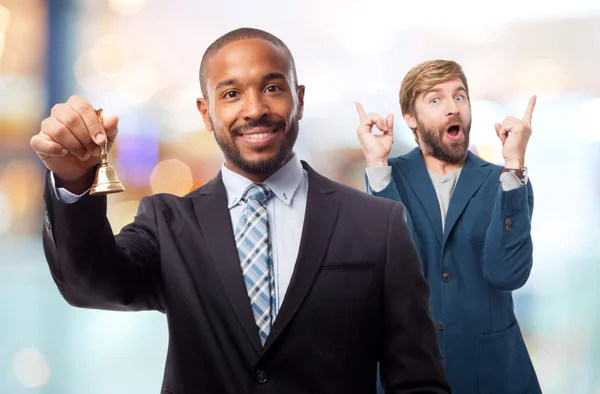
[447,125,460,136]
[445,124,463,141]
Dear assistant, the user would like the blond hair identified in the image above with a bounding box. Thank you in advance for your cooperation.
[399,60,469,116]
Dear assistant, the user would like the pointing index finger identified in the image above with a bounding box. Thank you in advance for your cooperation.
[355,102,367,121]
[523,95,537,124]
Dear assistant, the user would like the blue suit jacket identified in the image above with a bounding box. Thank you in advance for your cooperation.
[370,148,542,394]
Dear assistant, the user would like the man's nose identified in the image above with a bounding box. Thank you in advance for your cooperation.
[242,91,269,120]
[446,99,460,116]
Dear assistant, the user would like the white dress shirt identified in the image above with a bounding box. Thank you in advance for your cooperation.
[52,155,308,312]
[220,155,307,312]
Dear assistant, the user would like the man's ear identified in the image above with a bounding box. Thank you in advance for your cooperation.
[196,98,213,131]
[296,85,305,120]
[404,112,417,130]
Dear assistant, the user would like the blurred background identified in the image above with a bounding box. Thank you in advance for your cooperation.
[0,0,599,392]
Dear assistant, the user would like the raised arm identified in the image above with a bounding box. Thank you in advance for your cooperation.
[33,96,164,311]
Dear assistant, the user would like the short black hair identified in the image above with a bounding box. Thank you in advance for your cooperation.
[199,27,298,100]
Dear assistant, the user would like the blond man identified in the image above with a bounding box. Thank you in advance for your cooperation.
[356,60,542,394]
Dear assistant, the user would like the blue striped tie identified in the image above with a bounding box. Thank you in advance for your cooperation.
[235,184,275,345]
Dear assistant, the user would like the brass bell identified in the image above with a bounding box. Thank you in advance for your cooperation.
[90,108,126,195]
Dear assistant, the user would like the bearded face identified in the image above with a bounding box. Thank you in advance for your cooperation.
[407,78,472,164]
[416,113,471,164]
[197,38,305,180]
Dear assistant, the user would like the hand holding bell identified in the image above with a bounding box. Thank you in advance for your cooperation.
[30,96,125,195]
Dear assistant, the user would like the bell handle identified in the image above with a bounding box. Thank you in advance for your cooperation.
[99,140,109,165]
[94,107,109,165]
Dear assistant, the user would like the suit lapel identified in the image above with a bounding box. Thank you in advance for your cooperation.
[193,174,263,355]
[399,149,444,245]
[442,151,493,245]
[262,162,340,353]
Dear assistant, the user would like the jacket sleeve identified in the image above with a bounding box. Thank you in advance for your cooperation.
[42,171,164,312]
[380,202,451,393]
[481,180,534,291]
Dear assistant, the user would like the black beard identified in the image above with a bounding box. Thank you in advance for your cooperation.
[213,116,299,176]
[417,116,471,164]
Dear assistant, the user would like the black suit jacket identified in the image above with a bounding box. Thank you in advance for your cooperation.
[42,161,450,394]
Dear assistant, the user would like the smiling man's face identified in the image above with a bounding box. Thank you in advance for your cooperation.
[197,38,305,180]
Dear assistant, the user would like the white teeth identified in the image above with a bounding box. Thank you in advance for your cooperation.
[247,132,272,139]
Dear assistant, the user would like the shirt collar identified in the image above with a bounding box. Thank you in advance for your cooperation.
[221,154,305,209]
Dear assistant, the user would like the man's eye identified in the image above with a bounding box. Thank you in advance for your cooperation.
[265,85,281,93]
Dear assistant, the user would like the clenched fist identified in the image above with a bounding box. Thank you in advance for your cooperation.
[355,102,394,167]
[30,95,119,194]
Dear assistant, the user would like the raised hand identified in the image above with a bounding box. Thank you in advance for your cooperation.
[355,102,394,167]
[30,95,119,193]
[495,95,536,169]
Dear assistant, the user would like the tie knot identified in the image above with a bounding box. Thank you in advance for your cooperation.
[242,184,272,204]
